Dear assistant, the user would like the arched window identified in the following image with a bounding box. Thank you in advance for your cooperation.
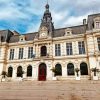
[55,64,62,76]
[41,46,47,56]
[8,67,13,77]
[67,63,75,75]
[17,66,23,77]
[80,62,88,75]
[27,65,32,77]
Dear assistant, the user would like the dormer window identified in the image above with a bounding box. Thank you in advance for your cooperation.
[94,17,100,29]
[65,28,72,35]
[95,22,100,29]
[19,35,25,42]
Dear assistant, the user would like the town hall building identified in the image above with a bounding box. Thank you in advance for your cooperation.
[0,4,100,81]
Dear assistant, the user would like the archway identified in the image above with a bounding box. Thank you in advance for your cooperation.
[27,65,32,77]
[80,62,88,75]
[67,63,75,75]
[8,67,13,77]
[55,64,62,76]
[38,63,47,81]
[17,66,23,77]
[41,46,47,56]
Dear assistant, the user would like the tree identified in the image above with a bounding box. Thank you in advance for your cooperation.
[75,68,80,77]
[1,71,8,78]
[91,67,99,76]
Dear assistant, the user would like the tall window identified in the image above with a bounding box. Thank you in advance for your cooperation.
[55,44,61,56]
[67,63,75,75]
[66,43,73,55]
[41,46,47,56]
[8,67,13,77]
[9,49,14,60]
[27,65,32,77]
[97,37,100,51]
[28,47,33,58]
[80,62,88,75]
[55,64,62,76]
[78,41,85,54]
[18,48,23,59]
[95,22,100,29]
[17,66,23,77]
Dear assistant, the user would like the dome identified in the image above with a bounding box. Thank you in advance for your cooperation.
[45,4,49,9]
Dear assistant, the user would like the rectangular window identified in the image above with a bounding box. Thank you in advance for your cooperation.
[9,49,14,60]
[97,37,100,51]
[55,44,61,56]
[96,22,100,29]
[66,43,73,55]
[78,41,85,54]
[18,48,23,59]
[28,47,33,58]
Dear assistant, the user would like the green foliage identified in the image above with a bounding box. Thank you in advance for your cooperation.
[75,68,80,77]
[91,67,99,72]
[1,71,8,78]
[75,68,80,73]
[51,67,61,76]
[91,67,100,76]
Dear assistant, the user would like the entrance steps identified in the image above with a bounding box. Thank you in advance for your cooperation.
[0,80,100,100]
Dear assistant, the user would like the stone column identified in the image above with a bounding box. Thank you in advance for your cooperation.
[23,67,26,78]
[46,61,52,80]
[33,64,38,80]
[12,67,17,79]
[62,63,66,77]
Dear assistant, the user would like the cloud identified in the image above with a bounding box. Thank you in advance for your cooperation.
[0,0,100,33]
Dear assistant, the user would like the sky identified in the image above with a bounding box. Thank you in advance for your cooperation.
[0,0,100,34]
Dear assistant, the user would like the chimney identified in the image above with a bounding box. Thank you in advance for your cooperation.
[83,19,86,25]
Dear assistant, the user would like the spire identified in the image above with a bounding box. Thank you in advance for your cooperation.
[45,3,49,11]
[39,3,54,37]
[43,3,51,23]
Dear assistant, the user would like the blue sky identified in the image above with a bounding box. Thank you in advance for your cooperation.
[0,0,100,34]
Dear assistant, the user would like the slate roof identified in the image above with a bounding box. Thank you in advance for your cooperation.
[0,13,100,43]
[9,32,37,43]
[87,13,100,30]
[53,25,87,37]
[0,30,13,42]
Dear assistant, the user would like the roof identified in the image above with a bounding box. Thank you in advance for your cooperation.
[87,13,100,30]
[0,30,13,42]
[53,25,87,37]
[9,32,37,43]
[1,25,87,43]
[1,13,100,43]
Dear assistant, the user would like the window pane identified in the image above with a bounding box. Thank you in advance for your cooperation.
[66,43,73,55]
[9,49,14,60]
[28,47,33,58]
[19,48,23,59]
[55,44,61,56]
[97,37,100,51]
[78,41,85,54]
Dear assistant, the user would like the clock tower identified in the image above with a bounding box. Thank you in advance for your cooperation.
[39,3,54,38]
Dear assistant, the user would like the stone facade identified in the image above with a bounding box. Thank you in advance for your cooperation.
[0,4,100,81]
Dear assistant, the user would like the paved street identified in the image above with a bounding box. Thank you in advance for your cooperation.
[0,80,100,100]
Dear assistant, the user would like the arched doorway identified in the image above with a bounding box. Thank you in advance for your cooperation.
[67,63,75,76]
[8,67,13,77]
[41,46,47,56]
[38,63,47,81]
[80,62,88,75]
[55,64,62,76]
[17,66,23,77]
[27,65,32,77]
